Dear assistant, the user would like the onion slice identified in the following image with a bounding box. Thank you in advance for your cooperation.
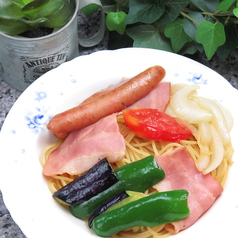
[193,97,231,146]
[170,85,212,123]
[213,100,233,132]
[196,145,211,172]
[203,125,224,174]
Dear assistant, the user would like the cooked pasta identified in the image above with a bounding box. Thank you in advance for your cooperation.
[40,83,234,238]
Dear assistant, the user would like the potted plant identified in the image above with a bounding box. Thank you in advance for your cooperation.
[0,0,78,91]
[87,0,238,61]
[0,0,75,37]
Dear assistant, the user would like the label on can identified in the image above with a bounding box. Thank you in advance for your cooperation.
[20,45,69,84]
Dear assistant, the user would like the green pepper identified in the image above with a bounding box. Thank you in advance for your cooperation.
[69,155,165,219]
[92,190,190,237]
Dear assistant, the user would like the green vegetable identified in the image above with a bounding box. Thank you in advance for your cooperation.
[92,190,190,237]
[88,191,129,228]
[0,0,75,36]
[115,154,165,192]
[90,0,238,61]
[69,155,165,218]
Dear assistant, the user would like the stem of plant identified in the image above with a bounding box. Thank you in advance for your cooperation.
[180,11,200,25]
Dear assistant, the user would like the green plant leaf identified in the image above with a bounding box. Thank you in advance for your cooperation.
[216,0,236,12]
[158,0,190,24]
[0,1,27,34]
[196,21,226,60]
[183,12,205,40]
[41,0,75,28]
[164,18,192,53]
[102,5,117,14]
[115,0,129,8]
[0,1,24,18]
[216,22,238,61]
[178,41,200,55]
[11,0,33,8]
[106,11,127,35]
[22,0,49,11]
[19,17,48,25]
[190,0,219,12]
[233,7,238,17]
[81,4,101,17]
[22,0,50,19]
[126,24,172,51]
[108,30,133,49]
[0,17,31,35]
[126,0,165,24]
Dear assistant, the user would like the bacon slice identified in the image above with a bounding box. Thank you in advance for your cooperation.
[127,82,170,112]
[154,147,223,234]
[43,114,125,176]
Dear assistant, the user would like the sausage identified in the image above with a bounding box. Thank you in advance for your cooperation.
[53,82,129,139]
[81,79,128,105]
[47,66,166,139]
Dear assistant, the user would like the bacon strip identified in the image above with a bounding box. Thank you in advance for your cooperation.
[127,82,170,112]
[154,147,223,234]
[43,114,125,176]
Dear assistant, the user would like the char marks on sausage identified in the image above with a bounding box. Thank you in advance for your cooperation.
[43,114,125,176]
[154,147,223,234]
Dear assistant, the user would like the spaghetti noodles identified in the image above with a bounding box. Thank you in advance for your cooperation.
[40,83,234,238]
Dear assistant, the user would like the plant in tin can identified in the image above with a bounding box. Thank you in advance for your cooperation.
[0,0,75,37]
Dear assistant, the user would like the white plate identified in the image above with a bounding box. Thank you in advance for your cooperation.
[0,48,238,238]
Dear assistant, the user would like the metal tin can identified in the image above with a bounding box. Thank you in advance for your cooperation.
[0,0,79,91]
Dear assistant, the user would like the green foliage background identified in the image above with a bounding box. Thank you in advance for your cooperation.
[91,0,238,61]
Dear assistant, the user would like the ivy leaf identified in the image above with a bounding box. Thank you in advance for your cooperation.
[183,12,205,40]
[216,22,238,61]
[108,30,133,49]
[106,11,127,35]
[80,4,101,17]
[164,18,192,53]
[178,41,200,55]
[233,7,238,17]
[158,0,190,24]
[102,0,128,14]
[126,0,165,24]
[190,0,219,12]
[126,24,172,51]
[196,21,226,60]
[216,0,236,12]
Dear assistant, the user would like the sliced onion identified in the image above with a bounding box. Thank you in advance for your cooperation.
[213,100,233,132]
[171,83,189,95]
[196,145,211,172]
[193,97,231,146]
[176,117,198,139]
[199,122,212,145]
[165,104,178,117]
[203,125,224,174]
[170,85,212,123]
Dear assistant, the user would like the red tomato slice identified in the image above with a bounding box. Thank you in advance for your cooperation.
[122,109,192,142]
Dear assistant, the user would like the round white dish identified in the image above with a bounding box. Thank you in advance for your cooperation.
[0,48,238,238]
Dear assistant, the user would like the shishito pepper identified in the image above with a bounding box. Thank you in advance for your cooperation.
[69,155,165,218]
[92,190,190,237]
